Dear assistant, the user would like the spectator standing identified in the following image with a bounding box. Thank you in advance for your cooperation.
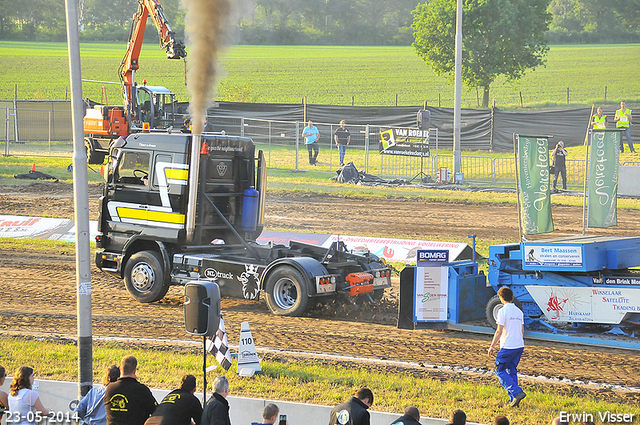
[591,107,608,130]
[488,287,526,407]
[75,365,120,425]
[329,388,373,425]
[551,141,568,191]
[615,101,635,153]
[201,376,231,425]
[0,366,9,415]
[251,403,280,425]
[334,120,351,166]
[447,410,466,425]
[144,375,202,425]
[390,406,420,425]
[105,356,157,425]
[203,118,214,133]
[182,118,192,133]
[7,366,53,425]
[302,120,320,165]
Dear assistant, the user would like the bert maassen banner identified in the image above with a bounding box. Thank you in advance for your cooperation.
[379,127,430,157]
[588,130,620,228]
[517,134,554,235]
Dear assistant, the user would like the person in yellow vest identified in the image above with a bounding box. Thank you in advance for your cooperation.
[591,106,608,130]
[615,101,635,153]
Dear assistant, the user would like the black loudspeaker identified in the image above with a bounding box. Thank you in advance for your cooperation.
[184,282,221,337]
[417,109,431,130]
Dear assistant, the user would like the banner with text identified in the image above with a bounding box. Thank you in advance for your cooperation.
[517,135,554,234]
[379,127,430,157]
[588,130,620,228]
[413,266,448,322]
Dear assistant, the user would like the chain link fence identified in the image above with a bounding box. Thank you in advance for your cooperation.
[1,106,637,188]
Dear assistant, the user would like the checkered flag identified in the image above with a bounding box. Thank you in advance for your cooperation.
[205,317,232,371]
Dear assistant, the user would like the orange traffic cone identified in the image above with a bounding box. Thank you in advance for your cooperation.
[31,163,36,172]
[100,165,105,175]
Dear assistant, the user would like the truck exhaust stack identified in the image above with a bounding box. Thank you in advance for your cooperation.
[186,133,202,241]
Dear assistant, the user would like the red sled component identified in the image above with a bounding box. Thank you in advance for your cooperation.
[345,272,374,296]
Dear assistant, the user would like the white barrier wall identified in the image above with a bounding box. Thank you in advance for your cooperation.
[619,166,640,196]
[1,379,453,425]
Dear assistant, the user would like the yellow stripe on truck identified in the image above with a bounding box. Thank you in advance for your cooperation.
[147,210,185,224]
[117,207,147,220]
[165,168,189,180]
[117,207,185,224]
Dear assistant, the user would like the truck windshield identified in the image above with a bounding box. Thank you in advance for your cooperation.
[116,151,151,186]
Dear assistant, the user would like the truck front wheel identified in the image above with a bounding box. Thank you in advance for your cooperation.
[264,266,309,316]
[124,250,170,303]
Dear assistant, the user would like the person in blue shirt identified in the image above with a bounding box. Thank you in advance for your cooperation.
[75,365,120,425]
[302,120,320,165]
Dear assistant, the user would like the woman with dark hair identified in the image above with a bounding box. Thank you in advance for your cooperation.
[75,365,120,425]
[8,366,53,425]
[0,365,9,415]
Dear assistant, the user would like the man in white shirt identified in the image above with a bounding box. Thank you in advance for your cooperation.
[488,287,526,407]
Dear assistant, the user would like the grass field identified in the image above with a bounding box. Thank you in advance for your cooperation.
[1,337,637,425]
[0,42,638,108]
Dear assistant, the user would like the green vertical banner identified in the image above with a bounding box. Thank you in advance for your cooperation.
[588,130,620,228]
[517,135,554,234]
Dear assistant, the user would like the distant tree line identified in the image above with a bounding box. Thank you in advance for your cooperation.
[0,0,638,44]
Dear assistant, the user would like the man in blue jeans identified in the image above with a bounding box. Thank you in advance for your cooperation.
[302,120,320,165]
[488,287,526,407]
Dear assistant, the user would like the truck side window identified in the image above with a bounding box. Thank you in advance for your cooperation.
[117,151,150,185]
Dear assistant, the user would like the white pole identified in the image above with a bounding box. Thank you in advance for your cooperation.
[453,0,463,180]
[64,0,93,399]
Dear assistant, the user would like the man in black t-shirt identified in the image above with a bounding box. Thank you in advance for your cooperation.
[334,120,351,166]
[551,141,568,191]
[144,375,202,425]
[329,388,373,425]
[105,355,157,425]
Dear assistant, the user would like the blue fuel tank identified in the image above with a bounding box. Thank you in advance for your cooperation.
[241,186,259,232]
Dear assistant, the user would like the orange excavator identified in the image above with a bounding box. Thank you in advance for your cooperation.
[84,0,187,164]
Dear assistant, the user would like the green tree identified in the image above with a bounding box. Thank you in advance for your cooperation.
[610,0,640,30]
[412,0,552,107]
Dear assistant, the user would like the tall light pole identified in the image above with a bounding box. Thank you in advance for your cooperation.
[453,0,463,180]
[64,0,93,398]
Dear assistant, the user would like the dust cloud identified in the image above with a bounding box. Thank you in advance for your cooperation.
[182,0,232,136]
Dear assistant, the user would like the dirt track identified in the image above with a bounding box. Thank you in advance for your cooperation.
[1,182,640,405]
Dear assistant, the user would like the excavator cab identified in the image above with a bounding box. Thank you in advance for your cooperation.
[135,85,177,129]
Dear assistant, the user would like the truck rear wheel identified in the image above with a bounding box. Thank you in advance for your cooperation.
[486,294,523,329]
[124,250,169,303]
[265,266,309,316]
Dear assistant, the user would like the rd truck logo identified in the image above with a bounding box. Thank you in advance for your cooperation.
[204,268,234,280]
[417,249,449,267]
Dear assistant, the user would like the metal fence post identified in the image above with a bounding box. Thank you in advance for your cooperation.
[295,121,300,171]
[364,124,370,173]
[491,157,496,185]
[48,110,52,154]
[12,106,19,145]
[268,120,272,167]
[3,107,8,156]
[329,123,333,171]
[241,117,245,137]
